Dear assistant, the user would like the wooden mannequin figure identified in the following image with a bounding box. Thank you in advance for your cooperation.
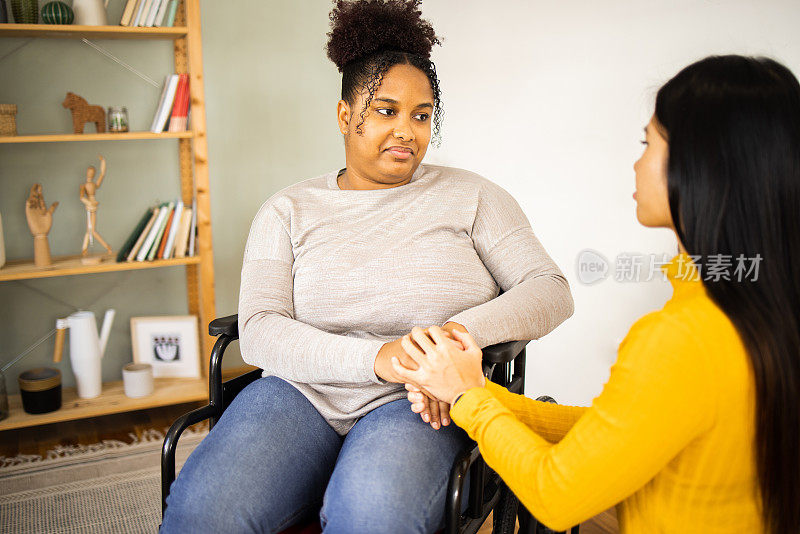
[25,183,59,268]
[80,154,113,265]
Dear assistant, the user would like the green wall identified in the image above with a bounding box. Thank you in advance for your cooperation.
[0,0,343,394]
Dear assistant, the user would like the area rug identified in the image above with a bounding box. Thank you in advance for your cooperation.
[0,425,208,534]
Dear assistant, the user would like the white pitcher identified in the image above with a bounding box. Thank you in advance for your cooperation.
[54,309,115,398]
[72,0,110,26]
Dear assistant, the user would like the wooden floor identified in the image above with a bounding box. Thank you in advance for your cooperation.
[0,401,206,458]
[0,401,618,534]
[476,508,618,533]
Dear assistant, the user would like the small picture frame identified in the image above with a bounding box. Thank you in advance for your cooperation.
[130,315,200,378]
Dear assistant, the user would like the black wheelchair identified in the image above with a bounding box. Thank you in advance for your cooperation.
[160,314,580,534]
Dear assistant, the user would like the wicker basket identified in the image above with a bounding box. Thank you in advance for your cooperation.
[0,104,18,137]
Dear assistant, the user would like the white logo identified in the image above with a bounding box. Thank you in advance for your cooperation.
[576,249,610,285]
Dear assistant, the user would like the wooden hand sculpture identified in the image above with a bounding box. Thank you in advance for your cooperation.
[25,183,59,267]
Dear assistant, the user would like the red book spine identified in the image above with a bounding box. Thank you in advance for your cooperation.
[181,77,190,118]
[170,74,187,119]
[168,74,190,131]
[177,75,190,123]
[157,208,175,259]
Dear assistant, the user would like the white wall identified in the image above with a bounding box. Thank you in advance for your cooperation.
[192,1,800,408]
[11,2,794,398]
[415,0,800,405]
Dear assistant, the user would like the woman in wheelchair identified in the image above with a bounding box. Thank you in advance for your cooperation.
[393,55,800,533]
[159,2,573,533]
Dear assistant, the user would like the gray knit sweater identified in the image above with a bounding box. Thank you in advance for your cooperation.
[238,164,574,435]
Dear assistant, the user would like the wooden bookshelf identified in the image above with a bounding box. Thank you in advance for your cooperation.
[0,131,193,144]
[0,23,187,40]
[0,0,217,433]
[0,254,201,282]
[0,367,255,433]
[0,376,207,431]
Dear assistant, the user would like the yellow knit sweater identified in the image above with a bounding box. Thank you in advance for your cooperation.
[450,254,762,532]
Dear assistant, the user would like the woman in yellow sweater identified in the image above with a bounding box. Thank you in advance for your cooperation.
[392,55,800,533]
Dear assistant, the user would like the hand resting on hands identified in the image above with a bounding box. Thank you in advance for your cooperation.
[374,322,470,429]
[393,325,486,407]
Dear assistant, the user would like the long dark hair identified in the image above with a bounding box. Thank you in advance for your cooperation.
[655,55,800,532]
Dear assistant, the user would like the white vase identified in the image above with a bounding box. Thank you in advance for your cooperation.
[72,0,110,26]
[0,212,5,269]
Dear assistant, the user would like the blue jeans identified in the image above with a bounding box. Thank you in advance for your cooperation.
[160,376,472,534]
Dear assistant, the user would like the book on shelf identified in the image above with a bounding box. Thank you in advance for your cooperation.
[121,200,197,262]
[150,74,179,133]
[146,201,174,261]
[172,207,193,258]
[154,0,171,27]
[155,203,176,259]
[164,0,179,27]
[126,207,159,262]
[140,0,153,26]
[162,200,184,259]
[135,202,168,261]
[179,202,196,258]
[142,0,159,28]
[120,0,138,26]
[116,207,154,262]
[132,0,150,27]
[168,74,190,133]
[187,197,198,257]
[144,0,161,26]
[121,0,177,27]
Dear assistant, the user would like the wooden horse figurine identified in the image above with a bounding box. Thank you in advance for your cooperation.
[62,92,106,134]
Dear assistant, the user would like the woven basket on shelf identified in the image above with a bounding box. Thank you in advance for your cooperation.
[0,105,18,137]
[10,0,38,24]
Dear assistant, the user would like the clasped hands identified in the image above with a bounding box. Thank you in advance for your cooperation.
[375,322,486,430]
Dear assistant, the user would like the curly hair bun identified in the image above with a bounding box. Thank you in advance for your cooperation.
[326,0,440,71]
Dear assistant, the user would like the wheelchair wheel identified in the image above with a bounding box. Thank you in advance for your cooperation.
[492,485,518,534]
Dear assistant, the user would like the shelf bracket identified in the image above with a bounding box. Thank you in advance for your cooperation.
[0,39,33,64]
[81,38,159,88]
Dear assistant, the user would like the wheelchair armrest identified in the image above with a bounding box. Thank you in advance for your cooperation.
[209,314,238,338]
[161,404,220,515]
[161,367,258,518]
[482,339,530,364]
